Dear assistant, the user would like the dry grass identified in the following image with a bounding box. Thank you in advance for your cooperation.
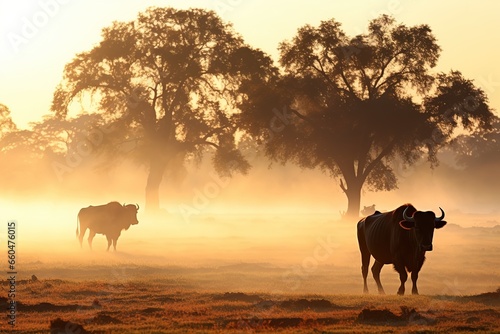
[1,275,499,333]
[2,216,499,333]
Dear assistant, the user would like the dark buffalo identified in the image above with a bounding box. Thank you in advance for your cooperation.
[76,202,139,251]
[357,203,447,295]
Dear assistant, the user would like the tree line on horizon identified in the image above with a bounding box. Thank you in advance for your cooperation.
[0,8,498,217]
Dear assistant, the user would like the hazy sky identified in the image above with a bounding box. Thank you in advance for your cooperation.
[1,0,499,128]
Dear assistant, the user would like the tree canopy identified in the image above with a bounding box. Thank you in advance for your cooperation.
[238,15,495,217]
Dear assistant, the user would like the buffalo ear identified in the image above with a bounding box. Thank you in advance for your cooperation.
[435,220,447,229]
[399,220,415,230]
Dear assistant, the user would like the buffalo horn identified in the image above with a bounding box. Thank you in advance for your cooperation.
[435,207,445,221]
[403,207,415,222]
[136,203,140,211]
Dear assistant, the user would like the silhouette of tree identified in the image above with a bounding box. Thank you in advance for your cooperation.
[0,104,17,137]
[30,114,112,179]
[51,7,274,212]
[0,105,117,193]
[0,104,40,163]
[0,104,49,193]
[452,116,500,168]
[238,15,494,218]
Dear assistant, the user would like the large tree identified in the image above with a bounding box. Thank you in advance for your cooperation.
[52,7,274,212]
[238,15,494,217]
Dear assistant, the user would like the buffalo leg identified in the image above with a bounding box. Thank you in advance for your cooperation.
[371,261,385,294]
[361,254,371,294]
[106,236,112,252]
[411,271,419,295]
[88,230,96,250]
[112,238,117,252]
[78,227,87,248]
[357,224,371,293]
[394,264,408,295]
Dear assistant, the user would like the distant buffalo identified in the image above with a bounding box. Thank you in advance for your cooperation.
[357,203,447,295]
[76,202,139,251]
[361,204,377,216]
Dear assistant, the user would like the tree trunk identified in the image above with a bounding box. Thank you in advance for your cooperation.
[145,157,167,213]
[345,186,361,219]
[340,178,362,220]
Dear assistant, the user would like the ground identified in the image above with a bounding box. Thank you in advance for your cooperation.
[1,274,499,333]
[1,214,499,333]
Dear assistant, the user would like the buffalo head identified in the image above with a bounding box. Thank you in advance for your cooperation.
[123,203,140,226]
[400,207,447,251]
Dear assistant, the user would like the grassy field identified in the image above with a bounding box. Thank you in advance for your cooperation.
[2,214,499,333]
[1,275,499,333]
